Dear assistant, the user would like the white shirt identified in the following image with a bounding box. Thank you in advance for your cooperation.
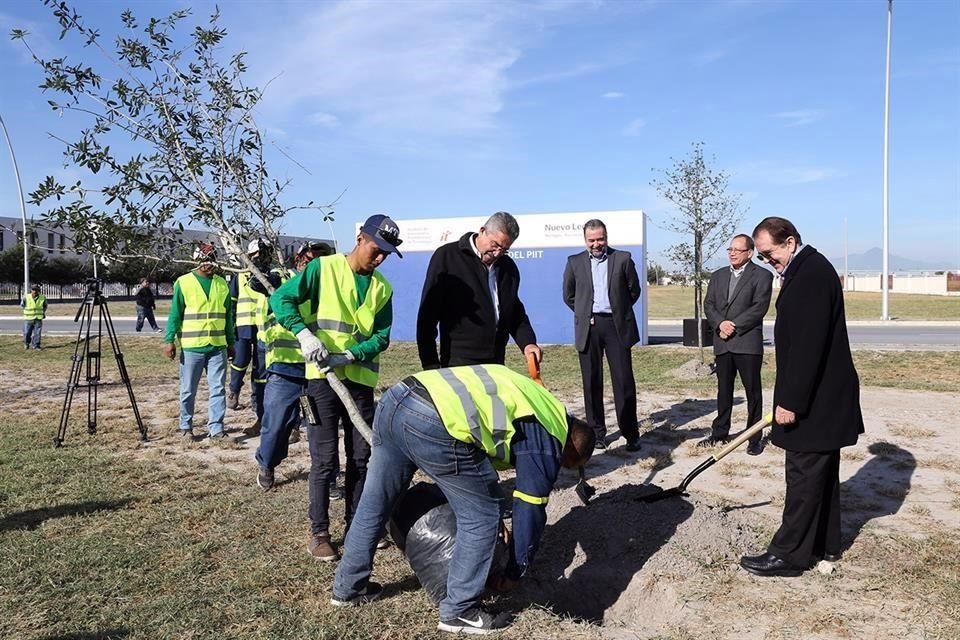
[471,234,500,323]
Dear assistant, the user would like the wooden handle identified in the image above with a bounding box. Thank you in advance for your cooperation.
[526,352,544,387]
[712,413,772,462]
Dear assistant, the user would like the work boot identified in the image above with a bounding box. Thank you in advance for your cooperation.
[243,419,261,437]
[226,391,240,410]
[257,466,274,490]
[330,581,383,608]
[309,533,339,562]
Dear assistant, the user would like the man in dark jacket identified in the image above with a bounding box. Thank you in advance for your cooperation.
[416,211,542,369]
[740,216,864,577]
[135,278,161,332]
[701,234,773,454]
[562,218,643,450]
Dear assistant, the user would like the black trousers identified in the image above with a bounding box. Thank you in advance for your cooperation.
[305,378,375,536]
[768,449,842,568]
[711,352,763,444]
[578,315,638,442]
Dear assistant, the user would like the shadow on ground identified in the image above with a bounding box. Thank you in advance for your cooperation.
[840,441,916,552]
[513,483,693,624]
[0,498,134,533]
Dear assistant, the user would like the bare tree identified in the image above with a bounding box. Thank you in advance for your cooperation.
[10,1,334,289]
[652,142,743,363]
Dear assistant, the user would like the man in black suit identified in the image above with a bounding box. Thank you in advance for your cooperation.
[740,217,864,577]
[562,219,642,451]
[417,211,542,369]
[701,234,773,455]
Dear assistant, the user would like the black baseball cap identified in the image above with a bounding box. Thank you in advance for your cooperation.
[360,214,403,259]
[31,283,41,291]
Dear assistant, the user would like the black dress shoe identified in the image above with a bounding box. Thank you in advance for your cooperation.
[822,552,841,562]
[746,440,764,456]
[625,437,642,452]
[594,439,607,451]
[696,436,729,449]
[739,552,804,577]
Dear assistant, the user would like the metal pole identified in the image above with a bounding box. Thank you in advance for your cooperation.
[844,217,849,291]
[881,0,893,320]
[0,112,31,296]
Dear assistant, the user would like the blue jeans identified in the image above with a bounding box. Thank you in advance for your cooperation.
[23,320,42,348]
[255,371,304,470]
[333,382,501,620]
[179,349,227,435]
[135,305,159,331]
[229,333,258,395]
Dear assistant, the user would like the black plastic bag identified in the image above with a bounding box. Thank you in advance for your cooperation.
[390,482,509,604]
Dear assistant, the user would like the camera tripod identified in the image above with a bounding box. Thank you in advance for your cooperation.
[55,279,148,447]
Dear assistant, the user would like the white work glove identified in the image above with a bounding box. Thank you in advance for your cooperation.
[296,328,328,365]
[321,351,355,372]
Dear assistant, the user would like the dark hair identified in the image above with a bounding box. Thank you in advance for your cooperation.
[563,414,596,468]
[583,219,607,236]
[732,233,754,251]
[753,217,802,245]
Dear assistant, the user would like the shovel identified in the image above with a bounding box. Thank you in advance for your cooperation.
[639,413,772,503]
[526,353,595,506]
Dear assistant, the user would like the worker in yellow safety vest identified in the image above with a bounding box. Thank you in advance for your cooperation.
[22,283,48,350]
[331,364,595,635]
[163,242,235,440]
[270,215,402,563]
[227,238,273,418]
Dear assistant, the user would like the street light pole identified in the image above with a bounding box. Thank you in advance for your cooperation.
[0,112,31,298]
[882,0,893,320]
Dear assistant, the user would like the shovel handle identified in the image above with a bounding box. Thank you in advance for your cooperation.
[526,352,544,387]
[712,413,772,462]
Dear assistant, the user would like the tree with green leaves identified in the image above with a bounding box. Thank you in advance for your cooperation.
[651,142,744,362]
[10,1,334,289]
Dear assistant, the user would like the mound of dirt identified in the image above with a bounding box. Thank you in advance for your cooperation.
[669,358,715,380]
[515,483,760,633]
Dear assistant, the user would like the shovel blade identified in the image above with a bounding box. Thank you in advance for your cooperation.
[638,486,687,503]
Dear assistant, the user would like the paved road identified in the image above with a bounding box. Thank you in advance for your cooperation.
[646,320,959,350]
[1,316,957,350]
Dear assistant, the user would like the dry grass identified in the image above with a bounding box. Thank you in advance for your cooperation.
[887,423,938,439]
[924,456,960,473]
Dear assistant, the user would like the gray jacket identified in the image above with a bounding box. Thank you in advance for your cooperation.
[704,261,773,356]
[562,248,641,353]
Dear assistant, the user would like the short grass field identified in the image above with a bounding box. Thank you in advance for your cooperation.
[1,337,959,639]
[21,286,960,321]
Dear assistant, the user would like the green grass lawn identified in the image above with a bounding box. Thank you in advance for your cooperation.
[1,337,958,639]
[647,286,960,321]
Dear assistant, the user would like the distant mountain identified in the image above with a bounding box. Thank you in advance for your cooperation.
[828,247,955,272]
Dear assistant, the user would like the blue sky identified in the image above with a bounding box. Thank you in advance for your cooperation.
[1,0,958,269]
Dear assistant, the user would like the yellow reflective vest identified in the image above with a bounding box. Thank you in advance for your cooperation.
[23,294,47,320]
[234,271,259,328]
[177,272,229,349]
[305,254,392,387]
[413,365,568,471]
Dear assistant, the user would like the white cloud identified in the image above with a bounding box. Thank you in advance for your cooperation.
[308,112,340,129]
[247,1,588,135]
[732,162,845,185]
[602,91,625,99]
[621,117,646,137]
[773,109,826,127]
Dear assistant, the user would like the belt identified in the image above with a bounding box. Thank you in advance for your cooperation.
[591,312,613,318]
[402,376,434,404]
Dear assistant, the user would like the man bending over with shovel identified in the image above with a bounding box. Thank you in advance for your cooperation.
[331,364,595,635]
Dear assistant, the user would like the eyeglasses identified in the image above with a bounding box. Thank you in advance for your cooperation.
[756,237,795,264]
[484,231,510,254]
[726,248,749,254]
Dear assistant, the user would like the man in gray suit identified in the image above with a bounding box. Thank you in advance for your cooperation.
[701,233,774,455]
[563,219,642,451]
